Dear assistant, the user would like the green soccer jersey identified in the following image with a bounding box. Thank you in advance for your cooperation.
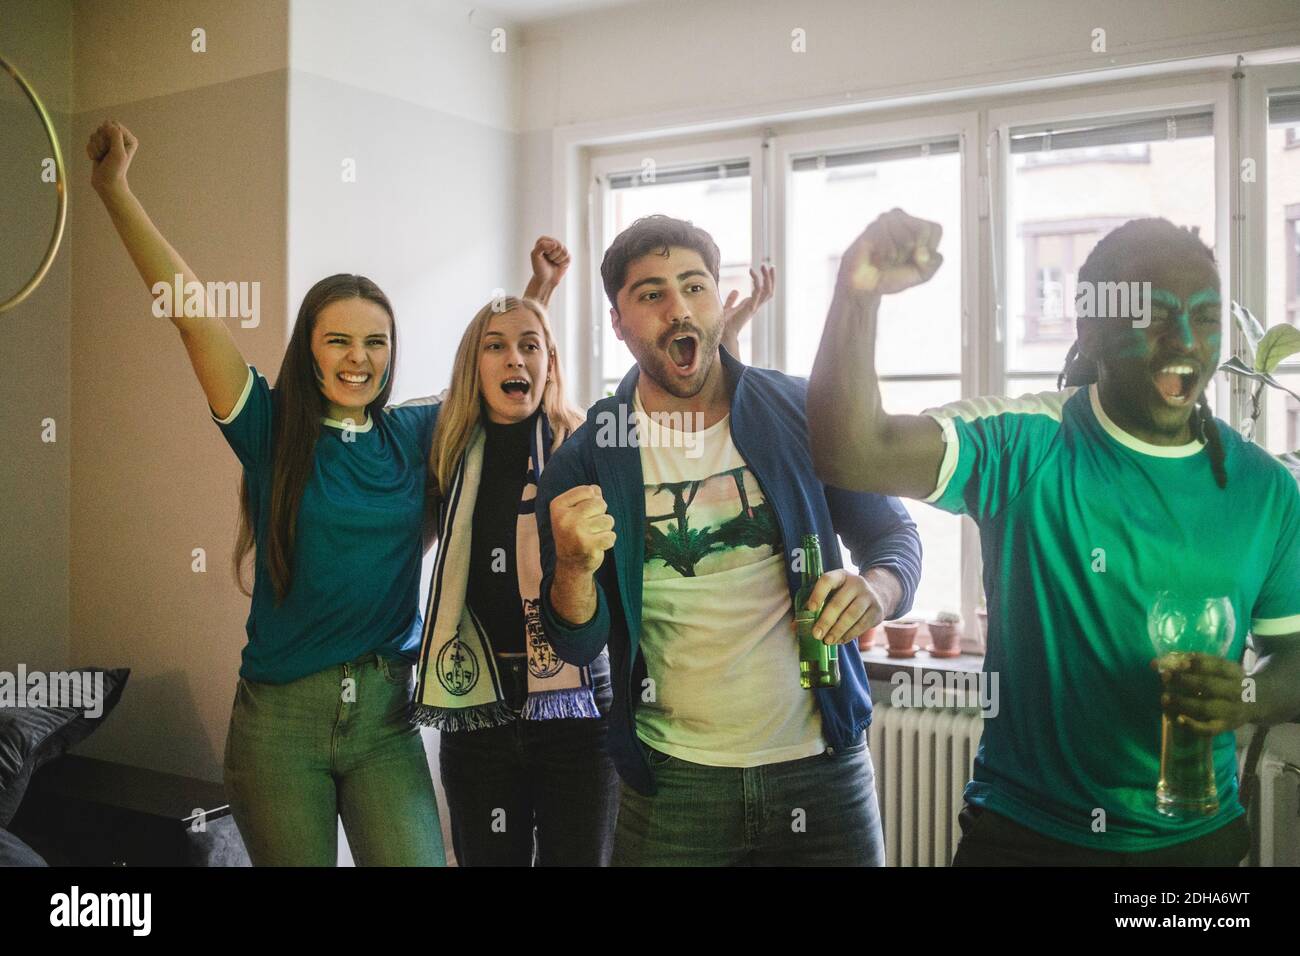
[922,383,1300,851]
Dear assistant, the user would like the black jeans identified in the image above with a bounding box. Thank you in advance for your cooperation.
[438,655,618,866]
[951,803,1250,867]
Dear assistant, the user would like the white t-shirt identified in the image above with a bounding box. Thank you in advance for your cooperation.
[633,388,826,767]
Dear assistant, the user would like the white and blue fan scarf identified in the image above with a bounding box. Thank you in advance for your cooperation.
[412,413,599,730]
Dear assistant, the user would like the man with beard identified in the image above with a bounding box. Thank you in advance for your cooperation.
[806,209,1300,864]
[534,215,922,865]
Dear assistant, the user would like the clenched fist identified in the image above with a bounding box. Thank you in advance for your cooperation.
[550,484,616,574]
[837,208,943,295]
[530,235,571,290]
[87,120,137,195]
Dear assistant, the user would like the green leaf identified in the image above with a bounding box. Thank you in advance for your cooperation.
[1231,301,1266,361]
[1255,324,1300,375]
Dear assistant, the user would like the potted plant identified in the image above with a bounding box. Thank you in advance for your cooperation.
[927,610,963,658]
[883,619,920,658]
[857,622,884,652]
[1222,303,1300,476]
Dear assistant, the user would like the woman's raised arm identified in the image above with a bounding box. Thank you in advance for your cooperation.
[88,121,250,419]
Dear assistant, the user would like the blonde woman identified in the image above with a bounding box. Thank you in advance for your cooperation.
[413,291,622,865]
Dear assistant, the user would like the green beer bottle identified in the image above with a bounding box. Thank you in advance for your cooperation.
[795,533,840,689]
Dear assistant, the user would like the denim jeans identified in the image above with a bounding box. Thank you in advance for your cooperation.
[951,803,1250,866]
[612,731,885,866]
[223,653,446,866]
[438,655,619,866]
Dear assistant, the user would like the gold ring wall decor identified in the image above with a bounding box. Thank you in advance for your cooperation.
[0,53,67,314]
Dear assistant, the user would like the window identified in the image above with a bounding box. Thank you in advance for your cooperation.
[1018,142,1150,167]
[1006,109,1217,385]
[570,80,1247,650]
[1287,207,1300,327]
[1265,91,1300,455]
[783,135,965,619]
[1020,219,1126,348]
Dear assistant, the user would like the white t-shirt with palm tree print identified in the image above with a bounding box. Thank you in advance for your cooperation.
[633,388,826,768]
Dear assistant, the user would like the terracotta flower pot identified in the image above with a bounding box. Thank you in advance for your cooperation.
[927,620,963,658]
[857,623,883,652]
[884,621,919,658]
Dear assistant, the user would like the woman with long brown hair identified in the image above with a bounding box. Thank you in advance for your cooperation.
[411,292,624,865]
[86,120,565,866]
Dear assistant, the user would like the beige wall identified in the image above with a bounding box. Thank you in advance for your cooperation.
[0,0,73,673]
[65,0,291,780]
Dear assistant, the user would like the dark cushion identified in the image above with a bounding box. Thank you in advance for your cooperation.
[0,667,129,827]
[0,826,46,867]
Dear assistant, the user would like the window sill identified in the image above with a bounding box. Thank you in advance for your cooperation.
[859,644,984,681]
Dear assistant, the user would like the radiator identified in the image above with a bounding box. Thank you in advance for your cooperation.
[870,707,1300,867]
[868,703,983,867]
[1253,722,1300,867]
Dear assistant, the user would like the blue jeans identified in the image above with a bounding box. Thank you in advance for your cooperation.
[612,732,885,866]
[439,655,619,866]
[223,653,446,866]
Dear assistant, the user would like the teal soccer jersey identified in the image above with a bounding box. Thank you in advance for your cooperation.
[922,383,1300,850]
[214,366,440,684]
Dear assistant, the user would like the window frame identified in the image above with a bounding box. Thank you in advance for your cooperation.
[772,112,982,635]
[588,134,768,396]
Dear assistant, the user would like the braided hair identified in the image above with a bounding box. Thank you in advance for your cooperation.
[1057,218,1227,489]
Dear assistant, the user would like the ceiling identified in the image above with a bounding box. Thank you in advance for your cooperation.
[475,0,651,24]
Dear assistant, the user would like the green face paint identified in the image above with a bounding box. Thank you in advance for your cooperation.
[1149,287,1220,350]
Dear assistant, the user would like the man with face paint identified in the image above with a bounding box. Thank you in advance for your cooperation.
[807,211,1300,865]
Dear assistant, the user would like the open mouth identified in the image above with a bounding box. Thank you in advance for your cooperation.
[338,370,372,389]
[501,377,531,397]
[666,333,698,374]
[1152,363,1198,406]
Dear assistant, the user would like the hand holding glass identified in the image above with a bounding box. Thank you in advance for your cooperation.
[1146,592,1236,819]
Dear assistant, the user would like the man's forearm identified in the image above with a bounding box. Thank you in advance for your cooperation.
[807,288,887,487]
[550,562,597,627]
[864,565,907,622]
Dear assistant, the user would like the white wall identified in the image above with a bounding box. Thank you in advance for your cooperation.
[288,0,525,402]
[519,0,1300,131]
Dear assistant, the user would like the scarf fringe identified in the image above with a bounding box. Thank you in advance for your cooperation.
[519,687,601,721]
[409,700,516,732]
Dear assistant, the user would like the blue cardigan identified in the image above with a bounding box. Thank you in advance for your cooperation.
[535,348,922,795]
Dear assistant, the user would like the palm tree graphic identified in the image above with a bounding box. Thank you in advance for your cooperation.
[645,467,776,576]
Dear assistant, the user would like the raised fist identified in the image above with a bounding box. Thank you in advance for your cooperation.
[529,235,571,290]
[87,120,137,194]
[838,208,943,296]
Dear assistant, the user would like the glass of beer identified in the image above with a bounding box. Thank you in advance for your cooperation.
[1146,592,1236,818]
